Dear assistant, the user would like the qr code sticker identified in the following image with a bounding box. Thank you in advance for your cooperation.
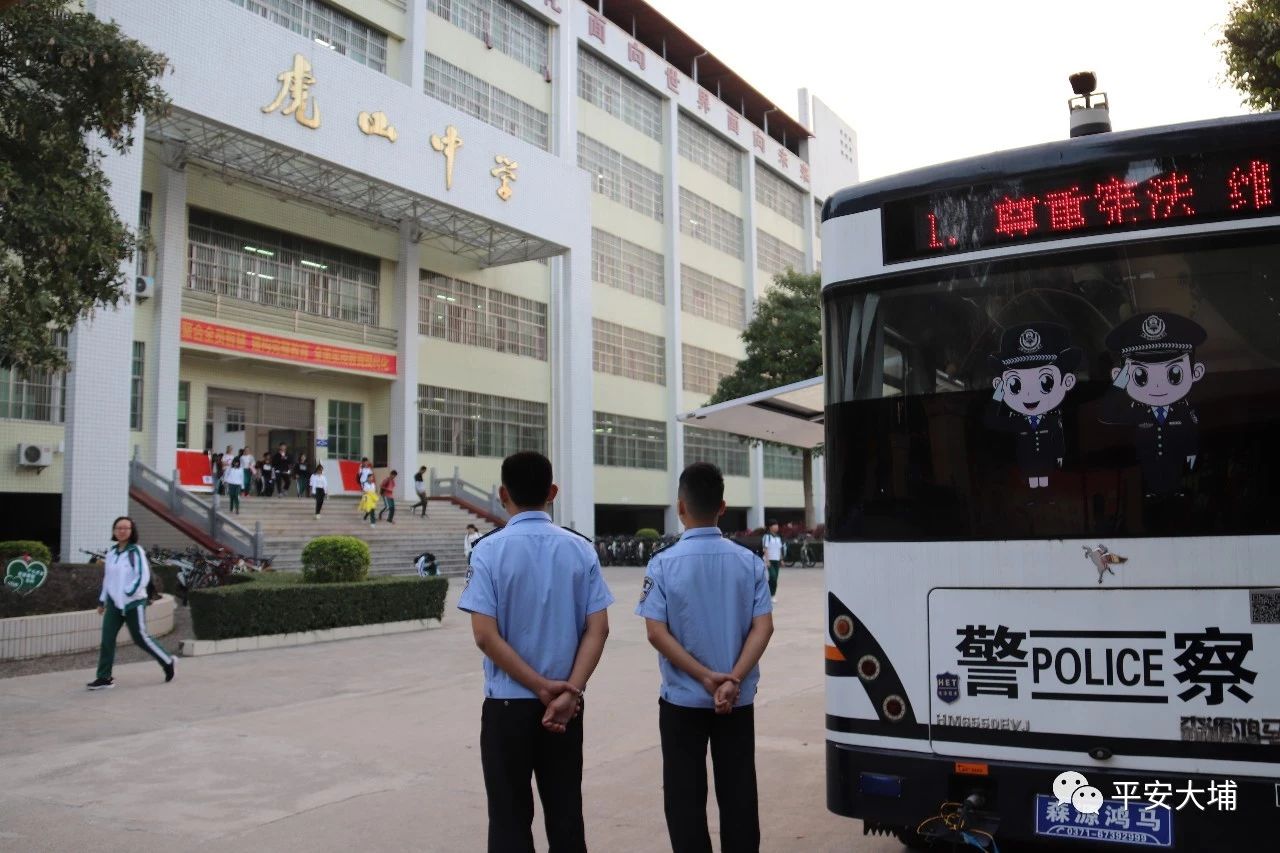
[1250,590,1280,624]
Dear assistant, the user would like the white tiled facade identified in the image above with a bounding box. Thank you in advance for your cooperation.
[2,0,858,558]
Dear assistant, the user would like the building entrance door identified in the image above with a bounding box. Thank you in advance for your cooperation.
[207,388,314,462]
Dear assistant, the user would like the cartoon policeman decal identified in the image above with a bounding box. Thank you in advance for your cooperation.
[985,323,1081,488]
[1100,312,1207,497]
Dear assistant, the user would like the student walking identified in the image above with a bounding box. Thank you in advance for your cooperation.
[635,462,774,853]
[272,443,292,497]
[761,519,784,602]
[310,464,328,519]
[294,452,311,497]
[239,448,255,496]
[377,470,398,523]
[223,457,243,514]
[359,475,379,526]
[86,516,176,690]
[464,523,481,565]
[411,466,429,517]
[457,451,613,853]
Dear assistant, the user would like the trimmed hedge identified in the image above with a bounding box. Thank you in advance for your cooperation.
[1,563,101,618]
[189,574,449,640]
[301,535,370,583]
[0,540,53,566]
[634,528,660,539]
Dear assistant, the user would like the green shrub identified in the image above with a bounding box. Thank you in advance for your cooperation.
[0,540,53,566]
[189,575,449,640]
[1,563,102,618]
[635,528,660,539]
[301,535,370,583]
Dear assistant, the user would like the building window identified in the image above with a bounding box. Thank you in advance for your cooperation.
[327,400,363,460]
[137,191,153,277]
[682,343,738,396]
[592,229,664,304]
[755,164,805,225]
[419,385,547,458]
[684,427,748,477]
[578,49,662,141]
[418,272,547,360]
[681,265,744,329]
[187,209,382,326]
[679,112,742,189]
[129,342,144,431]
[0,335,67,424]
[593,411,666,470]
[425,53,549,150]
[427,0,549,73]
[177,381,190,449]
[756,229,805,279]
[578,133,664,222]
[763,443,803,480]
[680,187,743,259]
[592,319,665,385]
[227,0,389,73]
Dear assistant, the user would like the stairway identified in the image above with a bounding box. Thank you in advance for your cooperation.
[220,495,494,576]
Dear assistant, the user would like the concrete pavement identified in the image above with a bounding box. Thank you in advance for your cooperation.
[0,567,903,853]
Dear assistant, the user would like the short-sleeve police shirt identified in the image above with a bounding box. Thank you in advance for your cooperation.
[635,526,772,709]
[457,511,614,699]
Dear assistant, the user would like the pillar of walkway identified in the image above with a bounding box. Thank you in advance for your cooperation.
[389,221,421,501]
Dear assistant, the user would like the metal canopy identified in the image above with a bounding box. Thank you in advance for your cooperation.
[146,109,562,266]
[678,376,824,449]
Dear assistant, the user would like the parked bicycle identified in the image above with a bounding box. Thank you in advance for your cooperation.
[783,535,818,568]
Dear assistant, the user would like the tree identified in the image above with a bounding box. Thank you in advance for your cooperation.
[1219,0,1280,111]
[708,269,823,529]
[0,0,168,371]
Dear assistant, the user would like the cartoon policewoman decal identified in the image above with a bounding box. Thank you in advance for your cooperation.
[1100,312,1207,497]
[985,323,1082,488]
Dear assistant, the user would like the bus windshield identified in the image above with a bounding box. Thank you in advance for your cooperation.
[823,230,1280,542]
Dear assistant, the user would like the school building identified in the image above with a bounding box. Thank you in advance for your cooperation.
[1,0,858,559]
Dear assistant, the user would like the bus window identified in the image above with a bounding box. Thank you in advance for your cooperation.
[823,230,1280,542]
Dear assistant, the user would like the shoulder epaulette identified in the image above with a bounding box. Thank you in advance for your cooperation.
[647,541,676,560]
[471,527,501,548]
[561,526,592,544]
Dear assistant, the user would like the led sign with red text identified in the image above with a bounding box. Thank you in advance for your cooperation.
[881,148,1277,263]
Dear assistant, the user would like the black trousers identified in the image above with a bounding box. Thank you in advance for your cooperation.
[313,488,326,515]
[480,698,586,853]
[659,699,759,853]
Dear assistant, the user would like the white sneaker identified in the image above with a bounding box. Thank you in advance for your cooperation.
[315,514,320,519]
[771,596,777,604]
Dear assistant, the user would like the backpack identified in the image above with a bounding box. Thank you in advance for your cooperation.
[414,552,438,577]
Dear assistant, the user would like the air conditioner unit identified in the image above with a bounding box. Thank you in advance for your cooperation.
[17,443,53,468]
[135,275,155,299]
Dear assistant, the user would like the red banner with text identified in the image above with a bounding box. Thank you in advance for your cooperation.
[180,318,397,376]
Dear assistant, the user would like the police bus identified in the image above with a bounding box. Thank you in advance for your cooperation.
[819,106,1280,849]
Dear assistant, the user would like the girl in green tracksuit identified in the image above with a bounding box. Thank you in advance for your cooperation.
[86,516,174,690]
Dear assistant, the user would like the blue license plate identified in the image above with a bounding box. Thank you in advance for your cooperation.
[1033,794,1173,847]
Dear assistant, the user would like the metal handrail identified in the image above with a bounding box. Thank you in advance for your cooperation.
[129,451,263,558]
[428,466,509,521]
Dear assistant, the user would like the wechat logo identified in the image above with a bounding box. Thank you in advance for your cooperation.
[1053,770,1103,815]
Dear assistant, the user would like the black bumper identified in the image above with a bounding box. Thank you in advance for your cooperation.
[828,740,1277,849]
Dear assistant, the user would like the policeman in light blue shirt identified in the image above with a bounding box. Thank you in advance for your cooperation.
[635,461,773,853]
[458,451,613,853]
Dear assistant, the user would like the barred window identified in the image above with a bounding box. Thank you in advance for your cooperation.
[419,385,547,457]
[137,191,152,277]
[682,343,738,396]
[684,427,749,477]
[427,0,549,73]
[592,229,664,304]
[419,272,547,360]
[177,381,190,449]
[755,164,805,225]
[227,0,388,73]
[578,133,664,221]
[593,411,666,470]
[681,265,744,329]
[327,400,363,460]
[578,49,662,141]
[756,228,805,278]
[592,318,665,385]
[0,335,67,424]
[680,187,743,258]
[678,112,742,189]
[188,209,382,326]
[425,53,549,150]
[763,443,803,480]
[130,342,145,431]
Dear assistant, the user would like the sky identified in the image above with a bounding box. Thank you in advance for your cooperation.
[644,0,1249,182]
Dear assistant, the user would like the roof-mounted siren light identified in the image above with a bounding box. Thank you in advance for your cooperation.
[1068,71,1111,138]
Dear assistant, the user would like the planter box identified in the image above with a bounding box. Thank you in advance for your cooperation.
[180,617,442,656]
[0,596,175,662]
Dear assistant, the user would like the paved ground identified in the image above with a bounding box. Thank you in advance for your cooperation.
[0,567,904,853]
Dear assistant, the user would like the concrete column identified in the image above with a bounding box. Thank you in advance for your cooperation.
[743,157,766,530]
[813,450,827,526]
[661,98,684,535]
[549,248,593,535]
[147,154,187,472]
[803,187,818,274]
[749,444,766,530]
[390,221,421,500]
[548,0,573,158]
[402,0,427,92]
[61,129,145,560]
